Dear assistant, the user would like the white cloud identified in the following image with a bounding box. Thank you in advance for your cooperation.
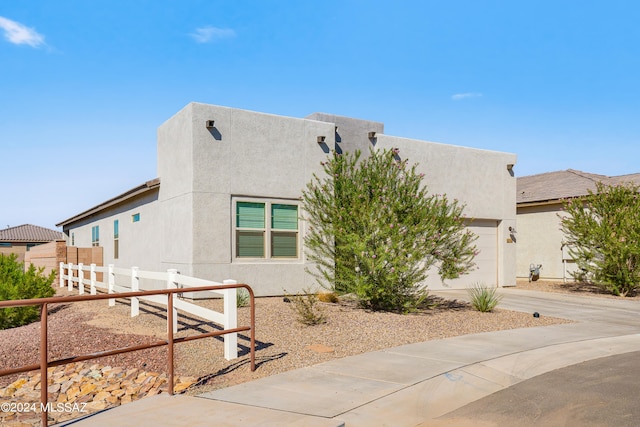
[0,16,45,47]
[190,26,236,43]
[451,92,483,101]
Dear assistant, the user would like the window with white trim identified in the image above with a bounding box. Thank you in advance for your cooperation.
[234,200,299,259]
[91,226,99,247]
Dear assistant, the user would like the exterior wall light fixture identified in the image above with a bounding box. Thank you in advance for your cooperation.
[206,120,215,129]
[317,136,326,143]
[368,131,376,139]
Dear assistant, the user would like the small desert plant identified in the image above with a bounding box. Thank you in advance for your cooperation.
[236,288,250,307]
[284,288,327,325]
[467,283,502,312]
[317,291,339,303]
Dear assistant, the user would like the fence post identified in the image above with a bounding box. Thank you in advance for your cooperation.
[90,263,97,295]
[68,262,74,291]
[167,269,179,334]
[108,264,115,307]
[59,262,65,288]
[78,263,85,295]
[222,279,238,360]
[131,266,139,317]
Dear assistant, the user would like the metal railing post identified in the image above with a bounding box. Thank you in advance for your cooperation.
[167,269,179,334]
[248,285,256,372]
[167,293,174,396]
[40,303,48,426]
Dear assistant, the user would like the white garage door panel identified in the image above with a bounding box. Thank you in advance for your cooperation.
[426,219,498,289]
[465,220,498,286]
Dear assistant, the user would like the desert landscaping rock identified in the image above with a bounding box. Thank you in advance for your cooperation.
[0,362,198,426]
[306,344,335,353]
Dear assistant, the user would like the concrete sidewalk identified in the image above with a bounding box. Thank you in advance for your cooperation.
[61,289,640,426]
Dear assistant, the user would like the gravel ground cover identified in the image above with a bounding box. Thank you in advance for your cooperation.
[2,285,573,395]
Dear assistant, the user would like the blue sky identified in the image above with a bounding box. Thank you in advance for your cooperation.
[2,1,640,230]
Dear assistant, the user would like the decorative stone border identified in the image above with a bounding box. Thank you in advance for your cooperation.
[0,362,196,426]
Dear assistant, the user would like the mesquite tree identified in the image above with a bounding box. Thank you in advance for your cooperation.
[561,181,640,296]
[302,148,477,312]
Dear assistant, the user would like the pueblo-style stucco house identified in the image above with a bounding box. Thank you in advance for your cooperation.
[0,224,64,264]
[57,102,517,296]
[516,169,640,281]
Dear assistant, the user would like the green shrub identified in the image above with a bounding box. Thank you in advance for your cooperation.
[561,182,640,297]
[0,254,56,329]
[467,283,502,312]
[285,288,327,326]
[302,148,478,312]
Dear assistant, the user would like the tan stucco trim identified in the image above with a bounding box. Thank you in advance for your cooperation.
[517,197,580,209]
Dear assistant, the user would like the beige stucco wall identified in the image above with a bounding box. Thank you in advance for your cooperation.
[516,203,578,280]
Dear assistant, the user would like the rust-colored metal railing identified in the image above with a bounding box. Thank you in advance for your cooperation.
[0,284,256,426]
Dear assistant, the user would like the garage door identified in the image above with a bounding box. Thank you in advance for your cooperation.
[426,219,498,289]
[464,219,498,286]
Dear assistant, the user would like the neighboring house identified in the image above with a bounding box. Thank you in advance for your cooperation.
[516,169,640,280]
[0,224,64,264]
[57,102,517,296]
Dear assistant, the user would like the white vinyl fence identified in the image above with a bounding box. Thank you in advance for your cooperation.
[59,262,239,360]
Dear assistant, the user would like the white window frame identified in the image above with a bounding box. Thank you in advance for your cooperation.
[91,226,100,247]
[232,197,301,262]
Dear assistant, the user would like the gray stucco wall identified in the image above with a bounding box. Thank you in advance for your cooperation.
[305,112,384,155]
[156,103,517,294]
[375,135,517,288]
[65,102,518,296]
[63,189,163,276]
[158,103,347,295]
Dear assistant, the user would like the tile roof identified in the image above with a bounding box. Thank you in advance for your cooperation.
[0,224,64,242]
[517,169,640,205]
[612,173,640,186]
